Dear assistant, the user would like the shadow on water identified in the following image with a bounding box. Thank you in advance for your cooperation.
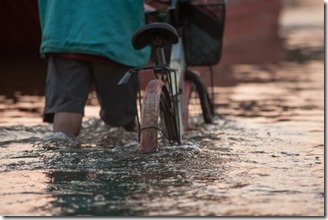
[43,149,194,216]
[45,169,148,216]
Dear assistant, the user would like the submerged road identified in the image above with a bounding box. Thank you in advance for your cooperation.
[0,1,324,217]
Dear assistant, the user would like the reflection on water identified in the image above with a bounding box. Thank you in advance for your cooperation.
[0,0,324,217]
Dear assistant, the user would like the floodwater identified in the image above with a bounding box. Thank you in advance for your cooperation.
[0,1,325,217]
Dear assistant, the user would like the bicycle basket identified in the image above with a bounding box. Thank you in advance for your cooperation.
[179,0,226,66]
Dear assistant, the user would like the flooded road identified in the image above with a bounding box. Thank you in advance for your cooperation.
[0,1,324,217]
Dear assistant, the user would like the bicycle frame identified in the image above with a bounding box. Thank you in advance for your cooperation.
[143,0,187,141]
[118,28,184,145]
[119,0,223,150]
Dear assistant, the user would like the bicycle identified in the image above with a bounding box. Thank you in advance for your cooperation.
[118,0,226,152]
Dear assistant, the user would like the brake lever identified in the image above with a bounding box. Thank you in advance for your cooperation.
[117,71,132,85]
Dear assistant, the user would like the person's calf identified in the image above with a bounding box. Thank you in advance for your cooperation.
[53,112,83,137]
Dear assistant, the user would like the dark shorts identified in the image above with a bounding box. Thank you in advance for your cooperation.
[43,56,137,126]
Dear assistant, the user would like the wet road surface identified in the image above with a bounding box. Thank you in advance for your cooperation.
[0,1,324,217]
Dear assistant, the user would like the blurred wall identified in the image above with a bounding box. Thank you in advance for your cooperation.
[221,0,284,65]
[191,0,285,86]
[0,0,285,97]
[0,0,46,98]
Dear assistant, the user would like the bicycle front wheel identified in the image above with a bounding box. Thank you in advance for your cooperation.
[184,70,214,126]
[139,79,178,152]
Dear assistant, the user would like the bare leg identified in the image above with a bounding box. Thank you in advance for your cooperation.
[53,112,83,137]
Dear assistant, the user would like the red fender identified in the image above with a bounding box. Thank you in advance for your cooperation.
[139,79,165,152]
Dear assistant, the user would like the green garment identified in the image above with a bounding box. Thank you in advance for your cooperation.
[38,0,151,67]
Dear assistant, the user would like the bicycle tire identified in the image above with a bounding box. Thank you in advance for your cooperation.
[139,79,178,152]
[185,70,214,124]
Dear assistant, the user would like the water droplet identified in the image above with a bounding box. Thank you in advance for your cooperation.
[94,194,105,202]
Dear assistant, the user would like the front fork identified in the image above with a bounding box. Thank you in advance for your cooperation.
[169,37,186,142]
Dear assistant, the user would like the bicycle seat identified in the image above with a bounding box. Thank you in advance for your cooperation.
[132,23,179,50]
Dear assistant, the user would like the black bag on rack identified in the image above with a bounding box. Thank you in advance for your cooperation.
[179,0,226,66]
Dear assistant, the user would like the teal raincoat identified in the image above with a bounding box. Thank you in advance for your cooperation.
[38,0,150,67]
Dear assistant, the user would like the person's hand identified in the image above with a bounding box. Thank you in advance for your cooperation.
[144,0,170,11]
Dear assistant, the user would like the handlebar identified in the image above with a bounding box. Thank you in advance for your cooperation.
[144,0,226,26]
[144,0,175,14]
